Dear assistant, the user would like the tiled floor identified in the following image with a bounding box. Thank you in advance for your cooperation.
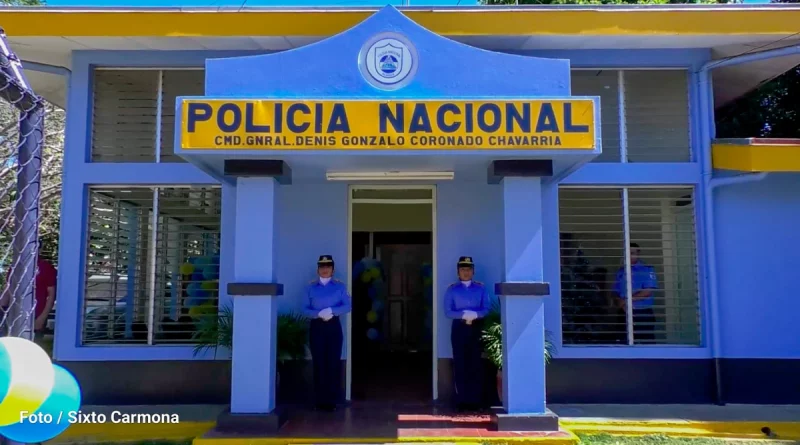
[204,402,571,439]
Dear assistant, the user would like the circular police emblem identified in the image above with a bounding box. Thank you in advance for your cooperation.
[359,33,418,91]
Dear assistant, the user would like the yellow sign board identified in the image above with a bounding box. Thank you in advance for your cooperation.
[179,99,596,151]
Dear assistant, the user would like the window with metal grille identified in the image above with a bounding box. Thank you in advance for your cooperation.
[82,186,221,345]
[559,187,700,346]
[91,68,205,163]
[571,69,690,163]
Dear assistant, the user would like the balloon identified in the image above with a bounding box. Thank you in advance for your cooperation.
[195,256,212,266]
[202,265,219,281]
[369,267,381,279]
[372,278,384,288]
[189,257,200,265]
[368,311,380,323]
[353,261,365,277]
[179,263,195,276]
[367,287,377,299]
[0,337,55,427]
[360,272,372,283]
[187,282,208,300]
[190,272,204,282]
[189,302,216,319]
[211,255,220,265]
[201,280,218,291]
[0,364,81,443]
[372,300,384,312]
[366,328,378,340]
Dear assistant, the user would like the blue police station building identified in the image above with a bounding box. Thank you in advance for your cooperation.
[5,2,800,431]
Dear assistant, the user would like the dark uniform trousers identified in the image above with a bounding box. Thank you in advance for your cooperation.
[451,318,484,406]
[633,308,656,342]
[310,316,343,406]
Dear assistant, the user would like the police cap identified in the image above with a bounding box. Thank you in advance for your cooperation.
[317,255,335,267]
[457,256,475,268]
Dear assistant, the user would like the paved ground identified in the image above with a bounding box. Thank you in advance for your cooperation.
[80,404,800,423]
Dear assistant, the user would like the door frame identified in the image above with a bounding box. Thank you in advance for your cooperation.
[346,184,438,401]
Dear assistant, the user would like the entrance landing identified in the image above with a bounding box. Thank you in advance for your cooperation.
[195,402,576,445]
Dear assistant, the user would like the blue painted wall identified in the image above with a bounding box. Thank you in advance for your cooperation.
[715,173,800,359]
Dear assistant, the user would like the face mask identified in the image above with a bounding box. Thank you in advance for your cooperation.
[320,277,332,285]
[461,280,471,287]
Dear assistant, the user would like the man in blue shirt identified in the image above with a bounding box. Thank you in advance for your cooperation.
[444,256,490,412]
[614,243,658,343]
[304,255,352,411]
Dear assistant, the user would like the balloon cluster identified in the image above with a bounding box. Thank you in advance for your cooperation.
[181,254,221,318]
[354,258,384,341]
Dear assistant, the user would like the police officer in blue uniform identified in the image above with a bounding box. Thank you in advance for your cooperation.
[614,243,658,343]
[444,256,490,412]
[303,255,352,411]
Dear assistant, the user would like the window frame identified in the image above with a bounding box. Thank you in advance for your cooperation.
[557,185,701,348]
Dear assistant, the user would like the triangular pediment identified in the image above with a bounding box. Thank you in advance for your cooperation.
[206,5,570,98]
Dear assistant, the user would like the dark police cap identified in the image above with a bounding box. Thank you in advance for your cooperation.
[317,255,335,266]
[457,256,475,267]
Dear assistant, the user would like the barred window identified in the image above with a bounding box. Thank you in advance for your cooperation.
[571,69,690,163]
[91,68,205,163]
[82,186,221,345]
[559,187,700,346]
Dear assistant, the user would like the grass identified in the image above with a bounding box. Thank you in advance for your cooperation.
[576,434,800,444]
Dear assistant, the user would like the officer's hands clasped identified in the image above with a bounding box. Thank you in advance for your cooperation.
[318,307,334,321]
[462,310,478,325]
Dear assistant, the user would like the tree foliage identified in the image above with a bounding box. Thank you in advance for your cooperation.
[0,102,65,264]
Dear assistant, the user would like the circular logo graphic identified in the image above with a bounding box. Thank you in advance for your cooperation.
[359,33,418,91]
[0,337,81,443]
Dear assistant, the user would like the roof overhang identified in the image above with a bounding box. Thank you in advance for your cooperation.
[2,5,799,110]
[712,138,800,173]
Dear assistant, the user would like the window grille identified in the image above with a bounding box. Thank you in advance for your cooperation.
[559,187,700,346]
[82,186,221,345]
[160,70,205,163]
[91,68,205,163]
[91,70,158,162]
[572,69,690,163]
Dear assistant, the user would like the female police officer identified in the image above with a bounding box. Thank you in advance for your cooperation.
[303,255,352,411]
[444,256,490,412]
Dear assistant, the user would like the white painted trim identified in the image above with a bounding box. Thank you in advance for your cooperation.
[346,187,353,401]
[346,184,438,402]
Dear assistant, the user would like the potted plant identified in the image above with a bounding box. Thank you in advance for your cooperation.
[481,300,555,403]
[192,304,310,388]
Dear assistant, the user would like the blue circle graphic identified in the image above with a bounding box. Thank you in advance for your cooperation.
[0,364,82,443]
[0,344,12,405]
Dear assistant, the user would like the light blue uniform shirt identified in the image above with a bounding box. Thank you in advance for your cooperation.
[444,281,490,319]
[303,279,352,319]
[614,262,658,310]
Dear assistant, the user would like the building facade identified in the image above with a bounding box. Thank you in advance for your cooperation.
[4,4,800,416]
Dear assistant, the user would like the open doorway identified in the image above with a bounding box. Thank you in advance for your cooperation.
[348,186,435,402]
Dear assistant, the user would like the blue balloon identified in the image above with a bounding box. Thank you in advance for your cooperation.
[195,256,212,266]
[187,282,208,301]
[372,300,384,312]
[0,364,82,443]
[190,271,204,282]
[372,278,384,288]
[366,328,378,341]
[353,261,365,277]
[211,255,220,265]
[202,265,219,281]
[189,257,200,265]
[367,287,377,299]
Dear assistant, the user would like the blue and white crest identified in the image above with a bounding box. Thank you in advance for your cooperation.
[359,33,418,91]
[374,42,403,79]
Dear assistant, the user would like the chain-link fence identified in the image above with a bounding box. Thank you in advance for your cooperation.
[0,26,46,343]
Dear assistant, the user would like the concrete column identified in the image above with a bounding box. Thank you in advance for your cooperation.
[501,176,545,414]
[230,177,278,414]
